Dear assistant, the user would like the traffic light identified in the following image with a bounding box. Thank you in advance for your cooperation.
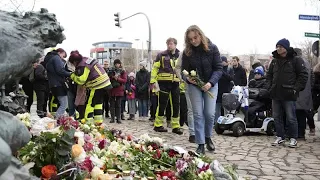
[312,40,319,57]
[114,12,121,28]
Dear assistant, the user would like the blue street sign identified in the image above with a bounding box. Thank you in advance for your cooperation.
[299,14,320,21]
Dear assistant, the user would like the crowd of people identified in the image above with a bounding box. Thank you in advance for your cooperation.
[18,25,320,155]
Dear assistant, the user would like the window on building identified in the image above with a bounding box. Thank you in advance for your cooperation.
[102,52,109,58]
[97,58,103,65]
[97,52,103,58]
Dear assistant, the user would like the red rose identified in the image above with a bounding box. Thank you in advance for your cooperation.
[80,157,94,172]
[83,142,94,152]
[151,142,159,150]
[127,135,133,141]
[153,149,161,159]
[198,164,210,173]
[41,165,57,179]
[168,149,179,157]
[98,139,107,149]
[160,170,175,178]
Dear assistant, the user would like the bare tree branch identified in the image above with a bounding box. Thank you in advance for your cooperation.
[31,0,36,11]
[298,39,318,67]
[8,0,22,13]
[1,0,38,14]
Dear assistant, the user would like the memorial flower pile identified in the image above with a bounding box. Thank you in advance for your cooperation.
[18,115,241,180]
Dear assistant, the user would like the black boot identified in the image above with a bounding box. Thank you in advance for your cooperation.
[196,144,205,155]
[205,137,215,151]
[154,126,168,132]
[127,114,134,120]
[105,113,110,118]
[110,108,115,123]
[36,110,45,118]
[189,135,195,143]
[172,128,183,135]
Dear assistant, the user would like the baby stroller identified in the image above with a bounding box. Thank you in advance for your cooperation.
[215,86,275,137]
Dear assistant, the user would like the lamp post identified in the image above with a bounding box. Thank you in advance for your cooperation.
[135,39,140,71]
[114,12,152,71]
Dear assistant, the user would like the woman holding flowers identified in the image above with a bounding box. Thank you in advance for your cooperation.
[181,25,223,155]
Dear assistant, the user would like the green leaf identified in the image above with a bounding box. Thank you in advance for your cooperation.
[134,165,140,172]
[56,149,69,156]
[66,128,76,138]
[44,154,52,164]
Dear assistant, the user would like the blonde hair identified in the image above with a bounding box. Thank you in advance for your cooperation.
[184,25,209,56]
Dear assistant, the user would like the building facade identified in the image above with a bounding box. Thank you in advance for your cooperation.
[90,41,133,65]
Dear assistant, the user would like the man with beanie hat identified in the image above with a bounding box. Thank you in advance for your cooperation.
[266,38,308,148]
[247,66,269,126]
[249,60,265,81]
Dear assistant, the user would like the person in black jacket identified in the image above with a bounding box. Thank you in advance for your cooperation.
[44,48,71,119]
[310,62,320,135]
[135,62,150,121]
[266,38,308,148]
[32,60,49,118]
[232,56,247,86]
[247,67,269,127]
[181,25,223,154]
[215,56,233,124]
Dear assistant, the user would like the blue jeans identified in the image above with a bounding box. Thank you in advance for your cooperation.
[272,100,298,139]
[138,99,148,117]
[67,91,76,117]
[185,84,195,136]
[189,84,218,144]
[56,95,68,118]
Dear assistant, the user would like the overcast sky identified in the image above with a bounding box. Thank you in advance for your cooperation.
[1,0,319,57]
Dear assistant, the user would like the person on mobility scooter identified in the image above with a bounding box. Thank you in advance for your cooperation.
[215,67,275,137]
[247,66,272,127]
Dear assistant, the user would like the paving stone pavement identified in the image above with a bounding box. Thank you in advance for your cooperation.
[104,114,320,180]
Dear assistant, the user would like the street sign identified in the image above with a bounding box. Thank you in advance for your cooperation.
[305,32,320,38]
[299,14,320,21]
[312,40,319,57]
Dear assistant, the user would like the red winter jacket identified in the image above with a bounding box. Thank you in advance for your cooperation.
[109,70,127,97]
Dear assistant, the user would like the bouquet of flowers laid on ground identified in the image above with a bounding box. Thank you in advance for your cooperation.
[182,70,214,98]
[16,113,31,128]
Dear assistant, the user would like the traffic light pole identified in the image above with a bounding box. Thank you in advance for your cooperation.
[318,0,320,63]
[120,12,152,71]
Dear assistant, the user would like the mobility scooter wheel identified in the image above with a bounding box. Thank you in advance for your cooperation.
[232,122,245,137]
[215,124,224,134]
[266,121,275,136]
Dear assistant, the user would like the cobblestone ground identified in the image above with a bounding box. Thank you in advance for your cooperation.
[104,113,320,180]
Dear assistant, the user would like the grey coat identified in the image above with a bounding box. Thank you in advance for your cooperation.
[296,59,313,110]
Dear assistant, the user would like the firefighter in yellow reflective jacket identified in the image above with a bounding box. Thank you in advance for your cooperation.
[150,38,183,134]
[69,50,111,125]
